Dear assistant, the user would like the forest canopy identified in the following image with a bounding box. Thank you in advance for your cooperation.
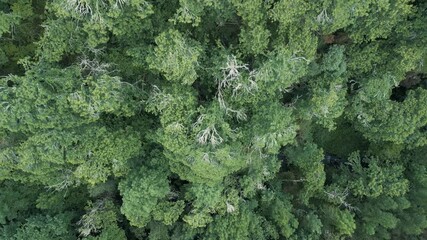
[1,0,427,239]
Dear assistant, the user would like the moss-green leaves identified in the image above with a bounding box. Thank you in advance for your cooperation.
[147,29,202,85]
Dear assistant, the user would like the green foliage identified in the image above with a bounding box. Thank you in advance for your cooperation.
[203,203,278,240]
[344,152,409,198]
[0,0,45,74]
[286,143,326,203]
[232,0,270,55]
[0,181,39,224]
[250,102,298,154]
[153,201,185,226]
[349,88,427,146]
[300,45,348,130]
[118,165,170,228]
[321,205,356,238]
[0,125,141,185]
[260,189,298,238]
[1,0,427,239]
[147,29,202,85]
[77,199,125,239]
[6,213,76,240]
